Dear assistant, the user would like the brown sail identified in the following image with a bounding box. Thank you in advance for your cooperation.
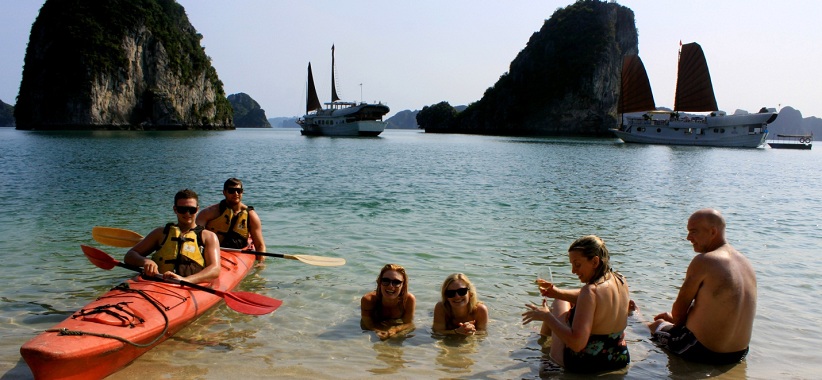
[306,63,322,113]
[674,42,718,112]
[331,44,341,102]
[619,54,656,114]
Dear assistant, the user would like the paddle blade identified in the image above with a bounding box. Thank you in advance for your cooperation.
[292,254,346,267]
[81,244,119,270]
[224,291,282,315]
[92,226,143,248]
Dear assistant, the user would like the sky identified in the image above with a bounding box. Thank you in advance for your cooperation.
[1,0,820,119]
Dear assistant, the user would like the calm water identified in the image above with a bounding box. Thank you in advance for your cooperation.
[0,128,819,379]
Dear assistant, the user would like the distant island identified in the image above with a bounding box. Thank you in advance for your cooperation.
[228,93,270,128]
[0,99,14,127]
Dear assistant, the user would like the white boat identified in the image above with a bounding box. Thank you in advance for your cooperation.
[298,45,389,137]
[611,43,777,148]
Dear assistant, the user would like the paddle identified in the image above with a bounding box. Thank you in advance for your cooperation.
[92,226,142,248]
[80,245,282,315]
[221,247,346,267]
[92,226,346,266]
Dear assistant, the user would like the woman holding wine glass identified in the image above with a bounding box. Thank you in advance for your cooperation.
[522,235,631,373]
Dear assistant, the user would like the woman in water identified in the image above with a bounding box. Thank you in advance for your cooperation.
[361,264,416,340]
[432,273,489,336]
[522,235,630,373]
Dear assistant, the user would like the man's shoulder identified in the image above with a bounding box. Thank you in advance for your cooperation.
[699,244,744,264]
[200,202,222,213]
[200,228,218,241]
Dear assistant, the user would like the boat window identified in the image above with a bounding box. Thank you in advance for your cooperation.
[657,128,661,133]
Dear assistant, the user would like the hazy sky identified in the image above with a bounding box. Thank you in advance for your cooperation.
[2,0,820,119]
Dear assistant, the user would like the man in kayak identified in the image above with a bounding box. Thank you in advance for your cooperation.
[125,189,221,283]
[647,208,756,365]
[196,178,267,262]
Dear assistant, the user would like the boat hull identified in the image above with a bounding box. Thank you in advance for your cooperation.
[768,142,812,150]
[20,249,257,380]
[300,120,385,137]
[612,112,774,148]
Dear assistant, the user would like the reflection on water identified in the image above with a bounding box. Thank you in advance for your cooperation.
[434,335,480,376]
[369,337,410,375]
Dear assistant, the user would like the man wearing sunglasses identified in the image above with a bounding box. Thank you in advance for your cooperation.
[196,178,267,262]
[125,189,221,283]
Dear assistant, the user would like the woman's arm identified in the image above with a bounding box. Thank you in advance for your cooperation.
[538,280,581,304]
[360,292,379,331]
[550,285,596,352]
[432,301,449,333]
[474,303,489,332]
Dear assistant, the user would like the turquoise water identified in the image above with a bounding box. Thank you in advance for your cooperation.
[1,128,820,379]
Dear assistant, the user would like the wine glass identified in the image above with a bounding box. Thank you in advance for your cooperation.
[536,267,554,299]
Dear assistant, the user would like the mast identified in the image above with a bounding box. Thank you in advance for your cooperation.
[331,44,341,102]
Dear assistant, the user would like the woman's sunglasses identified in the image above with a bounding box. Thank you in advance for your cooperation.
[445,287,469,298]
[380,277,403,287]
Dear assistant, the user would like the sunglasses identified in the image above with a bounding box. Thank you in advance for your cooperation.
[225,187,244,194]
[380,277,403,287]
[175,206,198,215]
[445,287,469,298]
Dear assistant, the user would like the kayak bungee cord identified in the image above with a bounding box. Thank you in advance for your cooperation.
[45,283,171,348]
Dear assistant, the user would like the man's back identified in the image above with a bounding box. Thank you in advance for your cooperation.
[685,244,757,352]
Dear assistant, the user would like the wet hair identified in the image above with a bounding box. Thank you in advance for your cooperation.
[568,235,611,285]
[375,263,409,300]
[224,178,243,189]
[440,273,480,321]
[174,189,199,206]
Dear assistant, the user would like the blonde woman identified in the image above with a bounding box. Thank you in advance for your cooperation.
[433,273,489,336]
[361,264,416,340]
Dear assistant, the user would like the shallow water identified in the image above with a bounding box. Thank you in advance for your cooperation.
[1,128,819,379]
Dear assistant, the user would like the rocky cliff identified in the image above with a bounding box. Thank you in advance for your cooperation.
[15,0,233,130]
[228,93,271,128]
[443,0,638,136]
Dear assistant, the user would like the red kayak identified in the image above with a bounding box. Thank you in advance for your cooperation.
[20,247,265,380]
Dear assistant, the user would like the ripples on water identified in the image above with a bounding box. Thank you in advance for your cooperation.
[1,128,820,379]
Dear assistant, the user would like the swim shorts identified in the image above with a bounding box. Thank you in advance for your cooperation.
[652,323,748,365]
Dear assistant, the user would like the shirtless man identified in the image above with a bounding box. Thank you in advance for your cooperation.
[649,208,757,365]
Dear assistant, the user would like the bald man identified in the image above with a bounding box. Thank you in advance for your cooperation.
[649,209,756,365]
